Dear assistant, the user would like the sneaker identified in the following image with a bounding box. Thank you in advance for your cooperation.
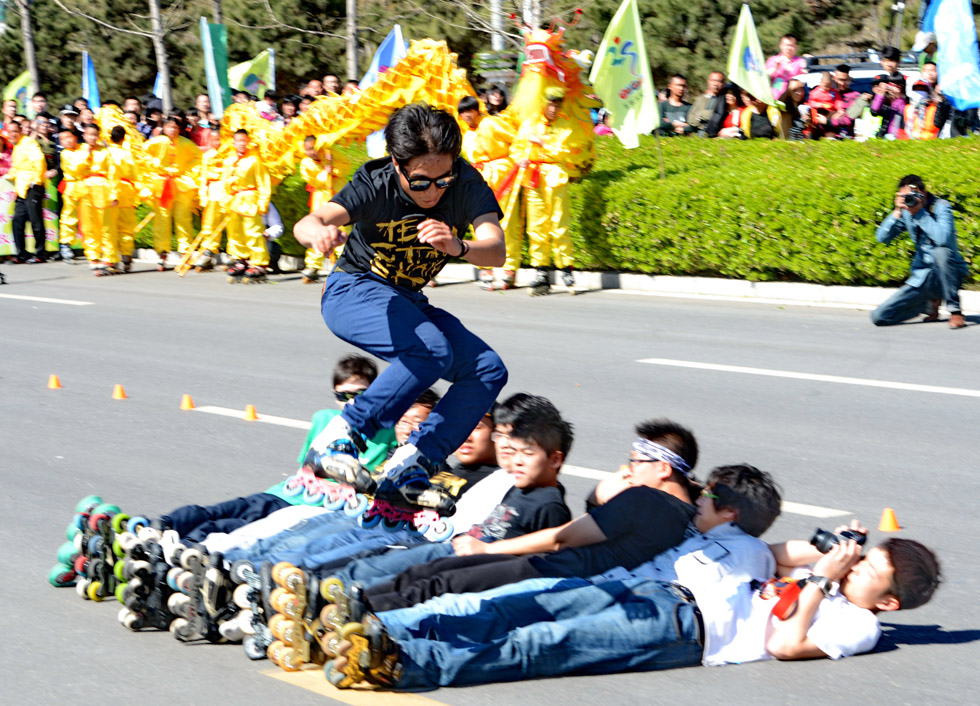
[59,244,75,262]
[529,269,550,296]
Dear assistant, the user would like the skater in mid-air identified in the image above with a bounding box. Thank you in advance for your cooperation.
[293,102,508,516]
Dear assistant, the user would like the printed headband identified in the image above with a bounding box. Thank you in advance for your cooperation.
[631,438,693,477]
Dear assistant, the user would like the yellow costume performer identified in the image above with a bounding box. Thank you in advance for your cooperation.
[511,88,575,294]
[298,138,349,283]
[144,128,201,268]
[222,132,271,283]
[57,139,88,252]
[78,133,115,271]
[9,132,48,260]
[195,136,229,269]
[106,140,139,272]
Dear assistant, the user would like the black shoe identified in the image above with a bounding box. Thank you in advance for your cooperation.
[529,269,551,296]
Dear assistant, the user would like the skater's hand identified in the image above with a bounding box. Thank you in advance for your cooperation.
[295,214,347,254]
[451,534,488,556]
[417,219,460,256]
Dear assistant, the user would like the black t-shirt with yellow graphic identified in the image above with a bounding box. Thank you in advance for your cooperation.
[332,157,502,292]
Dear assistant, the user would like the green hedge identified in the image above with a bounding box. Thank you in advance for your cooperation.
[138,137,979,286]
[569,137,980,286]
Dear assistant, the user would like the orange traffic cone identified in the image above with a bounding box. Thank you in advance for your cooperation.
[878,507,902,532]
[112,384,128,400]
[47,374,62,390]
[243,404,259,421]
[180,394,195,411]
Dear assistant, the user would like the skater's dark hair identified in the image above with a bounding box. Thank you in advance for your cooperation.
[234,128,249,137]
[511,412,573,458]
[109,125,126,144]
[384,103,461,167]
[880,538,941,610]
[457,96,480,115]
[413,388,441,409]
[635,418,700,501]
[332,354,378,387]
[493,393,560,427]
[704,465,781,537]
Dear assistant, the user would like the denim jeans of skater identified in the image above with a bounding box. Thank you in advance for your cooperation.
[161,493,291,545]
[331,540,455,589]
[322,271,507,463]
[221,510,353,564]
[389,578,704,690]
[871,246,968,325]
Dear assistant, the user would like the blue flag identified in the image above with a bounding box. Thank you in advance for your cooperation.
[152,72,162,97]
[361,25,409,158]
[82,51,101,108]
[933,0,980,110]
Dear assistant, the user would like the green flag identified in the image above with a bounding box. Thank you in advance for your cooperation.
[3,70,31,113]
[200,18,231,117]
[588,0,658,149]
[727,4,779,107]
[228,49,276,96]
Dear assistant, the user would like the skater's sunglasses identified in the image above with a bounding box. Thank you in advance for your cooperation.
[334,389,365,402]
[398,165,458,192]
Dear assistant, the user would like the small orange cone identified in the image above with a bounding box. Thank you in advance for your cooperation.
[243,404,259,421]
[878,507,902,532]
[180,394,195,411]
[47,374,62,390]
[112,384,128,400]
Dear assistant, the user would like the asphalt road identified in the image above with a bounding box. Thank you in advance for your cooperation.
[1,261,977,705]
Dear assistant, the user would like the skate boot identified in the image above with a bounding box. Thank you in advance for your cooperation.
[478,268,495,290]
[226,259,248,283]
[59,243,75,263]
[373,444,456,516]
[118,530,180,631]
[194,250,215,272]
[560,267,581,294]
[172,550,240,643]
[300,267,320,284]
[242,265,268,284]
[230,560,277,660]
[121,255,132,273]
[317,579,369,657]
[265,562,336,672]
[325,613,403,689]
[490,269,517,291]
[529,268,551,296]
[302,415,374,492]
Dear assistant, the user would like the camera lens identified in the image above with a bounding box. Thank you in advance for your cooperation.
[809,528,838,554]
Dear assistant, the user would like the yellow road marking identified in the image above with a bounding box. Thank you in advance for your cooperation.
[262,666,446,705]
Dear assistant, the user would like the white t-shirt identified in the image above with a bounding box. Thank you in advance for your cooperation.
[705,568,882,666]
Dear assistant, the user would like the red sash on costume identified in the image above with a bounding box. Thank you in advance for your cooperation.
[160,176,175,208]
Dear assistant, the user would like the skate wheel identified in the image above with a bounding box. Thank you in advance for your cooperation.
[302,486,326,505]
[124,560,150,582]
[176,570,196,594]
[270,588,304,618]
[91,503,121,517]
[270,616,303,644]
[323,492,347,512]
[324,660,348,687]
[87,581,104,601]
[88,513,110,532]
[339,622,364,639]
[125,516,150,533]
[275,645,305,671]
[115,582,128,603]
[233,583,253,609]
[110,513,131,534]
[48,563,77,587]
[113,561,127,581]
[230,559,255,584]
[86,535,104,556]
[381,517,405,531]
[243,636,267,660]
[425,520,455,544]
[271,562,301,589]
[268,613,288,632]
[319,577,346,603]
[66,521,81,541]
[356,512,382,530]
[282,476,305,498]
[179,547,205,572]
[111,538,125,559]
[166,566,183,591]
[56,541,79,565]
[343,494,370,518]
[136,526,162,544]
[76,577,90,598]
[170,617,198,642]
[73,554,89,576]
[75,495,104,513]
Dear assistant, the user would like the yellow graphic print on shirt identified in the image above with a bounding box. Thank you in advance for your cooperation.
[369,216,458,289]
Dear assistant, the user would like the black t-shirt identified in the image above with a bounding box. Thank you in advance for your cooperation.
[332,157,502,291]
[528,485,695,579]
[467,484,570,541]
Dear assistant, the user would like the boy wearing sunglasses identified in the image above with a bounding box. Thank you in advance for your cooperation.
[294,103,508,517]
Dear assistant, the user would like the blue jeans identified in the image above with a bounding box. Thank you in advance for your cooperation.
[872,246,968,325]
[323,271,508,463]
[161,492,290,544]
[221,510,353,564]
[384,578,704,689]
[333,540,454,589]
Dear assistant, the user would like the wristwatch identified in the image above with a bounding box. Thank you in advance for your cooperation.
[807,575,839,597]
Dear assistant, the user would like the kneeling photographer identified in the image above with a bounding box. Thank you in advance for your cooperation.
[871,174,969,329]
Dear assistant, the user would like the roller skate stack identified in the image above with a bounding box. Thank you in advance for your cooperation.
[228,560,277,660]
[168,548,246,644]
[116,526,185,631]
[265,562,344,672]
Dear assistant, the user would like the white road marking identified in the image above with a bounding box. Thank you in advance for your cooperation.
[193,405,849,518]
[638,358,980,399]
[0,293,94,306]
